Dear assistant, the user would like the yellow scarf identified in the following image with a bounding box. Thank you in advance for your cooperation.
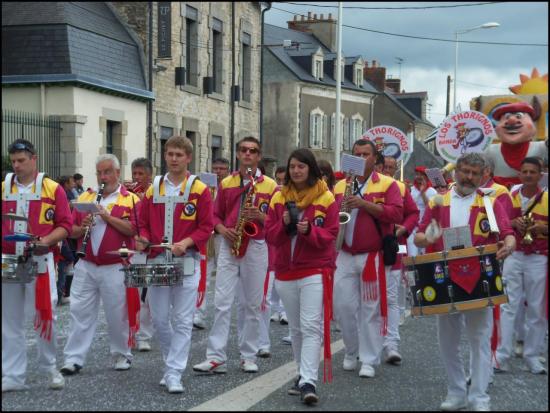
[280,179,328,209]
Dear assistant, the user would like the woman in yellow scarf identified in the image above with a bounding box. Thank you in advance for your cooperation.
[264,149,339,405]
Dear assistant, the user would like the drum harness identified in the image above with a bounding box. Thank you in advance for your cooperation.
[3,172,48,273]
[153,174,198,266]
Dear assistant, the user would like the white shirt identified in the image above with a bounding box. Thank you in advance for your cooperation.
[91,185,121,256]
[411,186,437,222]
[14,176,35,217]
[164,173,184,196]
[449,187,477,228]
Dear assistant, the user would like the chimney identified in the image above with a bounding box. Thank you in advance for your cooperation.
[287,11,338,52]
[386,78,401,94]
[363,60,387,92]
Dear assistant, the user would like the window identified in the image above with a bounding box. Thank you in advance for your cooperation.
[330,113,345,150]
[314,60,323,79]
[355,68,363,87]
[350,114,364,142]
[185,6,199,87]
[211,134,222,163]
[186,130,196,173]
[343,117,350,150]
[309,108,324,149]
[311,49,324,80]
[212,18,223,94]
[106,121,115,154]
[159,126,174,175]
[241,32,252,102]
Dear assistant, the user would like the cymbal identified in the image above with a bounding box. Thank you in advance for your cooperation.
[106,248,139,256]
[2,213,28,222]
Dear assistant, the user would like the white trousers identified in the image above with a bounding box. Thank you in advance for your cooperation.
[237,270,273,351]
[275,274,323,386]
[383,268,401,351]
[147,255,199,380]
[136,288,154,342]
[63,259,131,366]
[333,251,389,366]
[497,251,548,365]
[437,308,492,405]
[2,253,58,386]
[206,239,267,363]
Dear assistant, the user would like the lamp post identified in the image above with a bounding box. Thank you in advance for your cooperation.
[453,22,500,111]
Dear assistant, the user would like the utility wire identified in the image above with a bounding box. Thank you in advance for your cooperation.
[281,2,502,10]
[272,6,547,47]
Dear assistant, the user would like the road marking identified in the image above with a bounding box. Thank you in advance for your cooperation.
[189,339,345,411]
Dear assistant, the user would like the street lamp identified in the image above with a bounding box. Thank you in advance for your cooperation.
[453,22,500,111]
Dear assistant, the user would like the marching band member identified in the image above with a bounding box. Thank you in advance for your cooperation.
[2,139,72,392]
[480,155,514,216]
[407,166,437,257]
[193,137,277,374]
[495,157,548,375]
[136,136,213,393]
[128,157,154,352]
[264,148,338,404]
[333,139,404,379]
[381,156,420,365]
[193,157,230,330]
[61,154,140,375]
[415,153,515,411]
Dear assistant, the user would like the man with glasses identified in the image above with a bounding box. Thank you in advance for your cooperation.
[194,137,277,374]
[2,139,72,392]
[61,154,140,376]
[415,153,516,411]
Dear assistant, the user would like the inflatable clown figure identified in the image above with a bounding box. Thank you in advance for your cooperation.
[485,102,547,187]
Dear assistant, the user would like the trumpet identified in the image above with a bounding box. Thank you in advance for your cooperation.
[335,173,356,250]
[76,183,105,258]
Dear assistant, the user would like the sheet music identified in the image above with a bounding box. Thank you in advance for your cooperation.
[425,168,447,187]
[443,225,472,250]
[200,172,218,188]
[341,154,366,176]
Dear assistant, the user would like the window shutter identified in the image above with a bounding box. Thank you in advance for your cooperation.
[362,120,368,137]
[330,113,335,149]
[322,114,328,148]
[343,117,349,150]
[309,112,315,148]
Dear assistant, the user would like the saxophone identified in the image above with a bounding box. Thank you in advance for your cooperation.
[335,174,356,250]
[231,168,260,258]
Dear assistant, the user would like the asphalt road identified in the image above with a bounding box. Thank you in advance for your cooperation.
[2,279,548,411]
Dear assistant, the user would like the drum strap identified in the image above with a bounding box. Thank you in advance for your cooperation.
[480,193,499,234]
[152,174,197,245]
[4,172,45,255]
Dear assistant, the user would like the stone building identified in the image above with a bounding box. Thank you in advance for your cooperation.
[2,2,153,182]
[113,2,265,174]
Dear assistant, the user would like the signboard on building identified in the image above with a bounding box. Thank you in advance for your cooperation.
[158,3,171,58]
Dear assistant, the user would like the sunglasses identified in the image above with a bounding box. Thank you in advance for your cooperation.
[9,142,35,155]
[239,147,259,154]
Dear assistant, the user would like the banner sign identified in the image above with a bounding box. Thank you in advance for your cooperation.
[361,125,411,164]
[436,111,495,163]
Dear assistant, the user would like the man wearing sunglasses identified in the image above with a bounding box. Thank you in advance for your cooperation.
[2,139,73,392]
[194,137,277,374]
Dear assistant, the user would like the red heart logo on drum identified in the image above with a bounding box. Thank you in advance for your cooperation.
[448,256,481,294]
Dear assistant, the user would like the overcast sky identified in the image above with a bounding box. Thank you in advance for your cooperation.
[265,1,548,127]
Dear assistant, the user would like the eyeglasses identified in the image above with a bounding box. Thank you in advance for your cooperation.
[239,147,259,154]
[8,142,35,155]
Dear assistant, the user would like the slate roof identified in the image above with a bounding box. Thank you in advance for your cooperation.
[264,24,378,94]
[2,2,152,100]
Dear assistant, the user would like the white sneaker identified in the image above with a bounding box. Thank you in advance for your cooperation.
[257,348,271,358]
[514,341,524,357]
[539,354,547,364]
[279,312,288,325]
[49,370,65,390]
[137,340,152,352]
[440,395,468,411]
[114,356,131,371]
[384,349,402,365]
[343,355,358,371]
[2,380,28,392]
[166,376,183,393]
[60,362,82,376]
[281,335,292,345]
[193,359,227,374]
[193,316,206,330]
[525,358,547,375]
[470,400,491,411]
[358,364,375,378]
[270,312,280,322]
[240,360,259,373]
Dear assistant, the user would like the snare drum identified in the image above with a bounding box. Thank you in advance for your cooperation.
[121,263,184,288]
[2,254,38,284]
[403,244,507,316]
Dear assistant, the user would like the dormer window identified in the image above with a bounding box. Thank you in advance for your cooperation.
[333,56,344,82]
[311,47,324,80]
[353,58,364,87]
